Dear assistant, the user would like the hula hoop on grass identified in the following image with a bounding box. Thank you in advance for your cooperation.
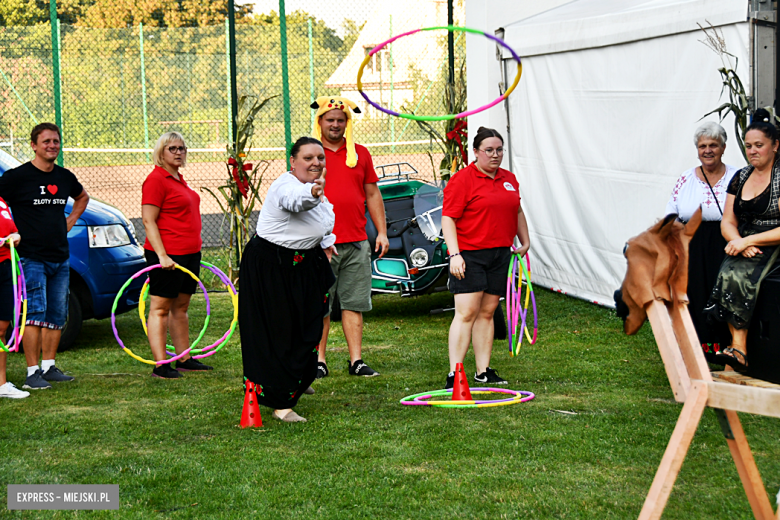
[357,25,522,121]
[400,387,535,408]
[111,263,210,365]
[137,261,238,359]
[0,240,27,353]
[506,252,537,356]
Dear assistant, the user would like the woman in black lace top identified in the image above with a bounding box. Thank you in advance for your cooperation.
[705,109,780,370]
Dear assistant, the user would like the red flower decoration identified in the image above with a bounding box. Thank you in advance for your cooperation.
[446,119,469,166]
[229,157,251,198]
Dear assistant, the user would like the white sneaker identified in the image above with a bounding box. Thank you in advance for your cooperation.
[0,381,30,399]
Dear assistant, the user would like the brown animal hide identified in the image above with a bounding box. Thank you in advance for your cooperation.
[620,208,702,334]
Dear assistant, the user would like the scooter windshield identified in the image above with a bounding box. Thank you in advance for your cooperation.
[414,183,444,241]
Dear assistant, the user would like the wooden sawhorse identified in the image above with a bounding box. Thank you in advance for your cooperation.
[641,299,780,519]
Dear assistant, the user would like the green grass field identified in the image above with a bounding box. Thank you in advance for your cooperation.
[1,289,778,519]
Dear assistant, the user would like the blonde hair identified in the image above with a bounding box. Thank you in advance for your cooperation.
[153,131,188,168]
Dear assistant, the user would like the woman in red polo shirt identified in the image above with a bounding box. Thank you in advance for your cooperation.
[142,132,211,379]
[441,127,530,389]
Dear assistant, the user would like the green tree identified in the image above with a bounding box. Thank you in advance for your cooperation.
[340,18,363,54]
[248,10,343,52]
[0,0,47,26]
[80,0,253,28]
[0,0,254,28]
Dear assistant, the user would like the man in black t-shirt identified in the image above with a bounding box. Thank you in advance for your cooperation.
[0,123,89,390]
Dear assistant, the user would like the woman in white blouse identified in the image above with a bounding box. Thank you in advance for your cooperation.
[665,122,739,361]
[239,137,337,423]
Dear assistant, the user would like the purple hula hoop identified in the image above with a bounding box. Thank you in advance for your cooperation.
[360,26,522,120]
[6,256,26,352]
[163,262,236,359]
[112,264,207,365]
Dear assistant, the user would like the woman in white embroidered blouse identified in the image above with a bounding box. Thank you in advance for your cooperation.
[665,122,739,361]
[239,137,337,423]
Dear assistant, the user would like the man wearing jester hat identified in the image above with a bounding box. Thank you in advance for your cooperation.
[312,96,389,378]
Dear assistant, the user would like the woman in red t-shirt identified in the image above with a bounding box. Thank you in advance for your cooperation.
[441,127,530,389]
[0,198,26,398]
[142,132,210,379]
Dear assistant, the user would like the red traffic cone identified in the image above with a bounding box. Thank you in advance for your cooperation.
[240,381,263,428]
[452,362,473,401]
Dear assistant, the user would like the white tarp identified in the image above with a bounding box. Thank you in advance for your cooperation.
[497,0,748,305]
[504,0,746,56]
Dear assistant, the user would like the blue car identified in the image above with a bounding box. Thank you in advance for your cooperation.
[0,149,146,350]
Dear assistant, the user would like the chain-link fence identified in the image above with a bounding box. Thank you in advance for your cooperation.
[0,3,465,255]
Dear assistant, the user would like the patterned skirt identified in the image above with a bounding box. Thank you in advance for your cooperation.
[705,224,780,330]
[686,221,730,359]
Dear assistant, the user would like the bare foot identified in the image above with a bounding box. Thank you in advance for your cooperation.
[272,409,307,422]
[719,347,748,370]
[274,408,292,419]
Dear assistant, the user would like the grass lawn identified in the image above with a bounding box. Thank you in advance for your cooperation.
[1,289,778,519]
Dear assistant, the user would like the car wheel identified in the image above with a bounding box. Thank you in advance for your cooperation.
[58,293,83,351]
[330,294,342,322]
[493,304,507,341]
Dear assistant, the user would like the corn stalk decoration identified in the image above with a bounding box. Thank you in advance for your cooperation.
[201,94,278,279]
[698,21,749,162]
[411,60,468,182]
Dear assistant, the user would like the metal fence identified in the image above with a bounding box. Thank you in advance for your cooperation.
[0,4,465,251]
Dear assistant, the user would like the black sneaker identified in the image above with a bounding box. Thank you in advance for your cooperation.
[175,357,213,371]
[444,371,455,390]
[23,369,51,390]
[316,361,329,379]
[474,367,508,385]
[348,359,380,377]
[42,365,74,382]
[152,364,182,379]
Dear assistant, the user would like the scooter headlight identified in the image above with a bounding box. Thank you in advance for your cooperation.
[410,248,429,268]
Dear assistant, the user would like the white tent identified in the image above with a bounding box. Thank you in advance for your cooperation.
[466,0,749,306]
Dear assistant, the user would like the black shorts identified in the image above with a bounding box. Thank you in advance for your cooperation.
[448,247,511,296]
[0,260,13,321]
[144,250,201,299]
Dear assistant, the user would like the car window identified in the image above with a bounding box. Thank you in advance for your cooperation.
[0,149,22,175]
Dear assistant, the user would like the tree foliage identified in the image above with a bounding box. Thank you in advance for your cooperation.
[0,12,358,151]
[0,0,48,26]
[340,18,364,53]
[247,9,343,53]
[0,0,255,28]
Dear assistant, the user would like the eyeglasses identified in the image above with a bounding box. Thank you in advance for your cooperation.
[478,147,504,157]
[167,146,187,154]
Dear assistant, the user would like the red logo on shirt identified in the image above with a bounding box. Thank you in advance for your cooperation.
[47,185,58,195]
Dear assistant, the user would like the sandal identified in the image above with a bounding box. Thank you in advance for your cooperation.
[714,347,748,372]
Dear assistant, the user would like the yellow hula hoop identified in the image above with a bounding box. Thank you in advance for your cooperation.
[138,262,238,357]
[0,241,27,353]
[113,263,206,366]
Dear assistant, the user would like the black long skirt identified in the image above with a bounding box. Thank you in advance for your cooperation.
[239,236,335,410]
[689,221,730,361]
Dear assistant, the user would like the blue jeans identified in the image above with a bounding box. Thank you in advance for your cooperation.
[22,258,69,329]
